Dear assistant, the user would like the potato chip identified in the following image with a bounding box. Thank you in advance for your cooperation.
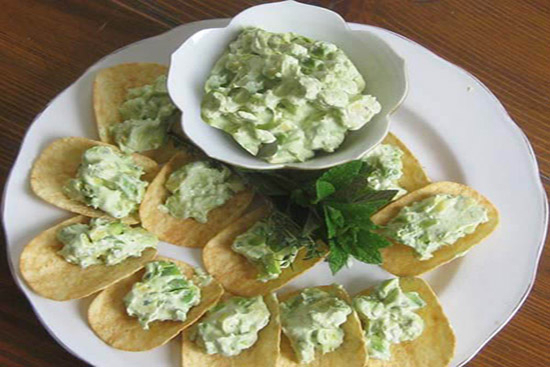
[372,181,499,276]
[93,63,180,163]
[19,215,157,301]
[139,152,254,247]
[30,137,158,224]
[202,206,327,296]
[354,277,455,367]
[277,285,367,367]
[87,256,223,351]
[382,132,430,193]
[181,293,280,367]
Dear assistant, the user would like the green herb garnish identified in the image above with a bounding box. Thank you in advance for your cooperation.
[262,210,321,260]
[236,160,397,274]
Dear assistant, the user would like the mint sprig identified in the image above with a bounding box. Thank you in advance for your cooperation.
[236,160,397,274]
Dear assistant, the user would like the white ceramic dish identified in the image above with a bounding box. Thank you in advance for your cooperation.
[3,19,547,367]
[168,1,407,170]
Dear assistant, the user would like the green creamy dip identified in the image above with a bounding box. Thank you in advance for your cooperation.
[57,218,157,268]
[63,146,148,218]
[353,279,426,360]
[192,296,270,356]
[201,27,381,164]
[161,161,245,223]
[111,75,178,153]
[124,260,201,330]
[280,287,352,363]
[384,194,489,260]
[231,213,307,282]
[192,267,213,287]
[362,143,406,197]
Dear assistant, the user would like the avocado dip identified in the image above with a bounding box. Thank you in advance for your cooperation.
[160,161,245,223]
[111,75,179,153]
[362,143,406,197]
[231,212,314,282]
[124,260,201,329]
[57,218,157,268]
[280,287,352,363]
[201,27,381,164]
[191,295,270,356]
[384,194,489,260]
[63,145,149,218]
[353,279,425,360]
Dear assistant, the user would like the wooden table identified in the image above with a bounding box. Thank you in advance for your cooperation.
[1,1,548,366]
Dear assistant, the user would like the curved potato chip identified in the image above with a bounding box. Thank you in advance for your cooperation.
[382,132,430,193]
[202,206,327,297]
[277,285,367,367]
[30,137,158,224]
[93,63,180,163]
[181,293,280,367]
[372,181,499,276]
[139,152,254,247]
[87,256,223,351]
[19,215,157,301]
[354,277,455,367]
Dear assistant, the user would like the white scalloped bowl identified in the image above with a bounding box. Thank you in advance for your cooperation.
[168,1,407,170]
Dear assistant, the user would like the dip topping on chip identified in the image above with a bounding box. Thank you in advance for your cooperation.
[110,75,178,153]
[280,287,352,363]
[124,260,201,329]
[192,267,213,287]
[384,194,489,260]
[57,217,157,268]
[63,145,148,218]
[191,295,270,356]
[354,278,426,360]
[160,160,245,223]
[201,27,381,164]
[231,211,315,282]
[362,143,406,197]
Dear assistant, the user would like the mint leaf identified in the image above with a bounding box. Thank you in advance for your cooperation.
[324,205,344,238]
[326,202,385,229]
[327,240,349,274]
[318,160,363,191]
[353,189,399,205]
[351,230,392,264]
[302,210,322,237]
[315,180,335,202]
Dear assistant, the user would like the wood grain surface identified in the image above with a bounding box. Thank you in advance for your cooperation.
[1,1,548,366]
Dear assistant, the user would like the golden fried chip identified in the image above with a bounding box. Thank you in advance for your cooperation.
[93,63,180,163]
[30,137,158,224]
[355,277,456,367]
[19,215,157,301]
[382,132,430,193]
[87,256,223,351]
[372,181,499,276]
[202,206,327,297]
[181,293,280,367]
[277,285,367,367]
[139,152,254,247]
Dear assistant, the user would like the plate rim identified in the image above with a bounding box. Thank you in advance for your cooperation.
[2,18,548,367]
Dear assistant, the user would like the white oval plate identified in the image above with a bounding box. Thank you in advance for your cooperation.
[3,19,547,367]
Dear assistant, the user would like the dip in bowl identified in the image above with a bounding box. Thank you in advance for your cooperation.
[169,0,407,170]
